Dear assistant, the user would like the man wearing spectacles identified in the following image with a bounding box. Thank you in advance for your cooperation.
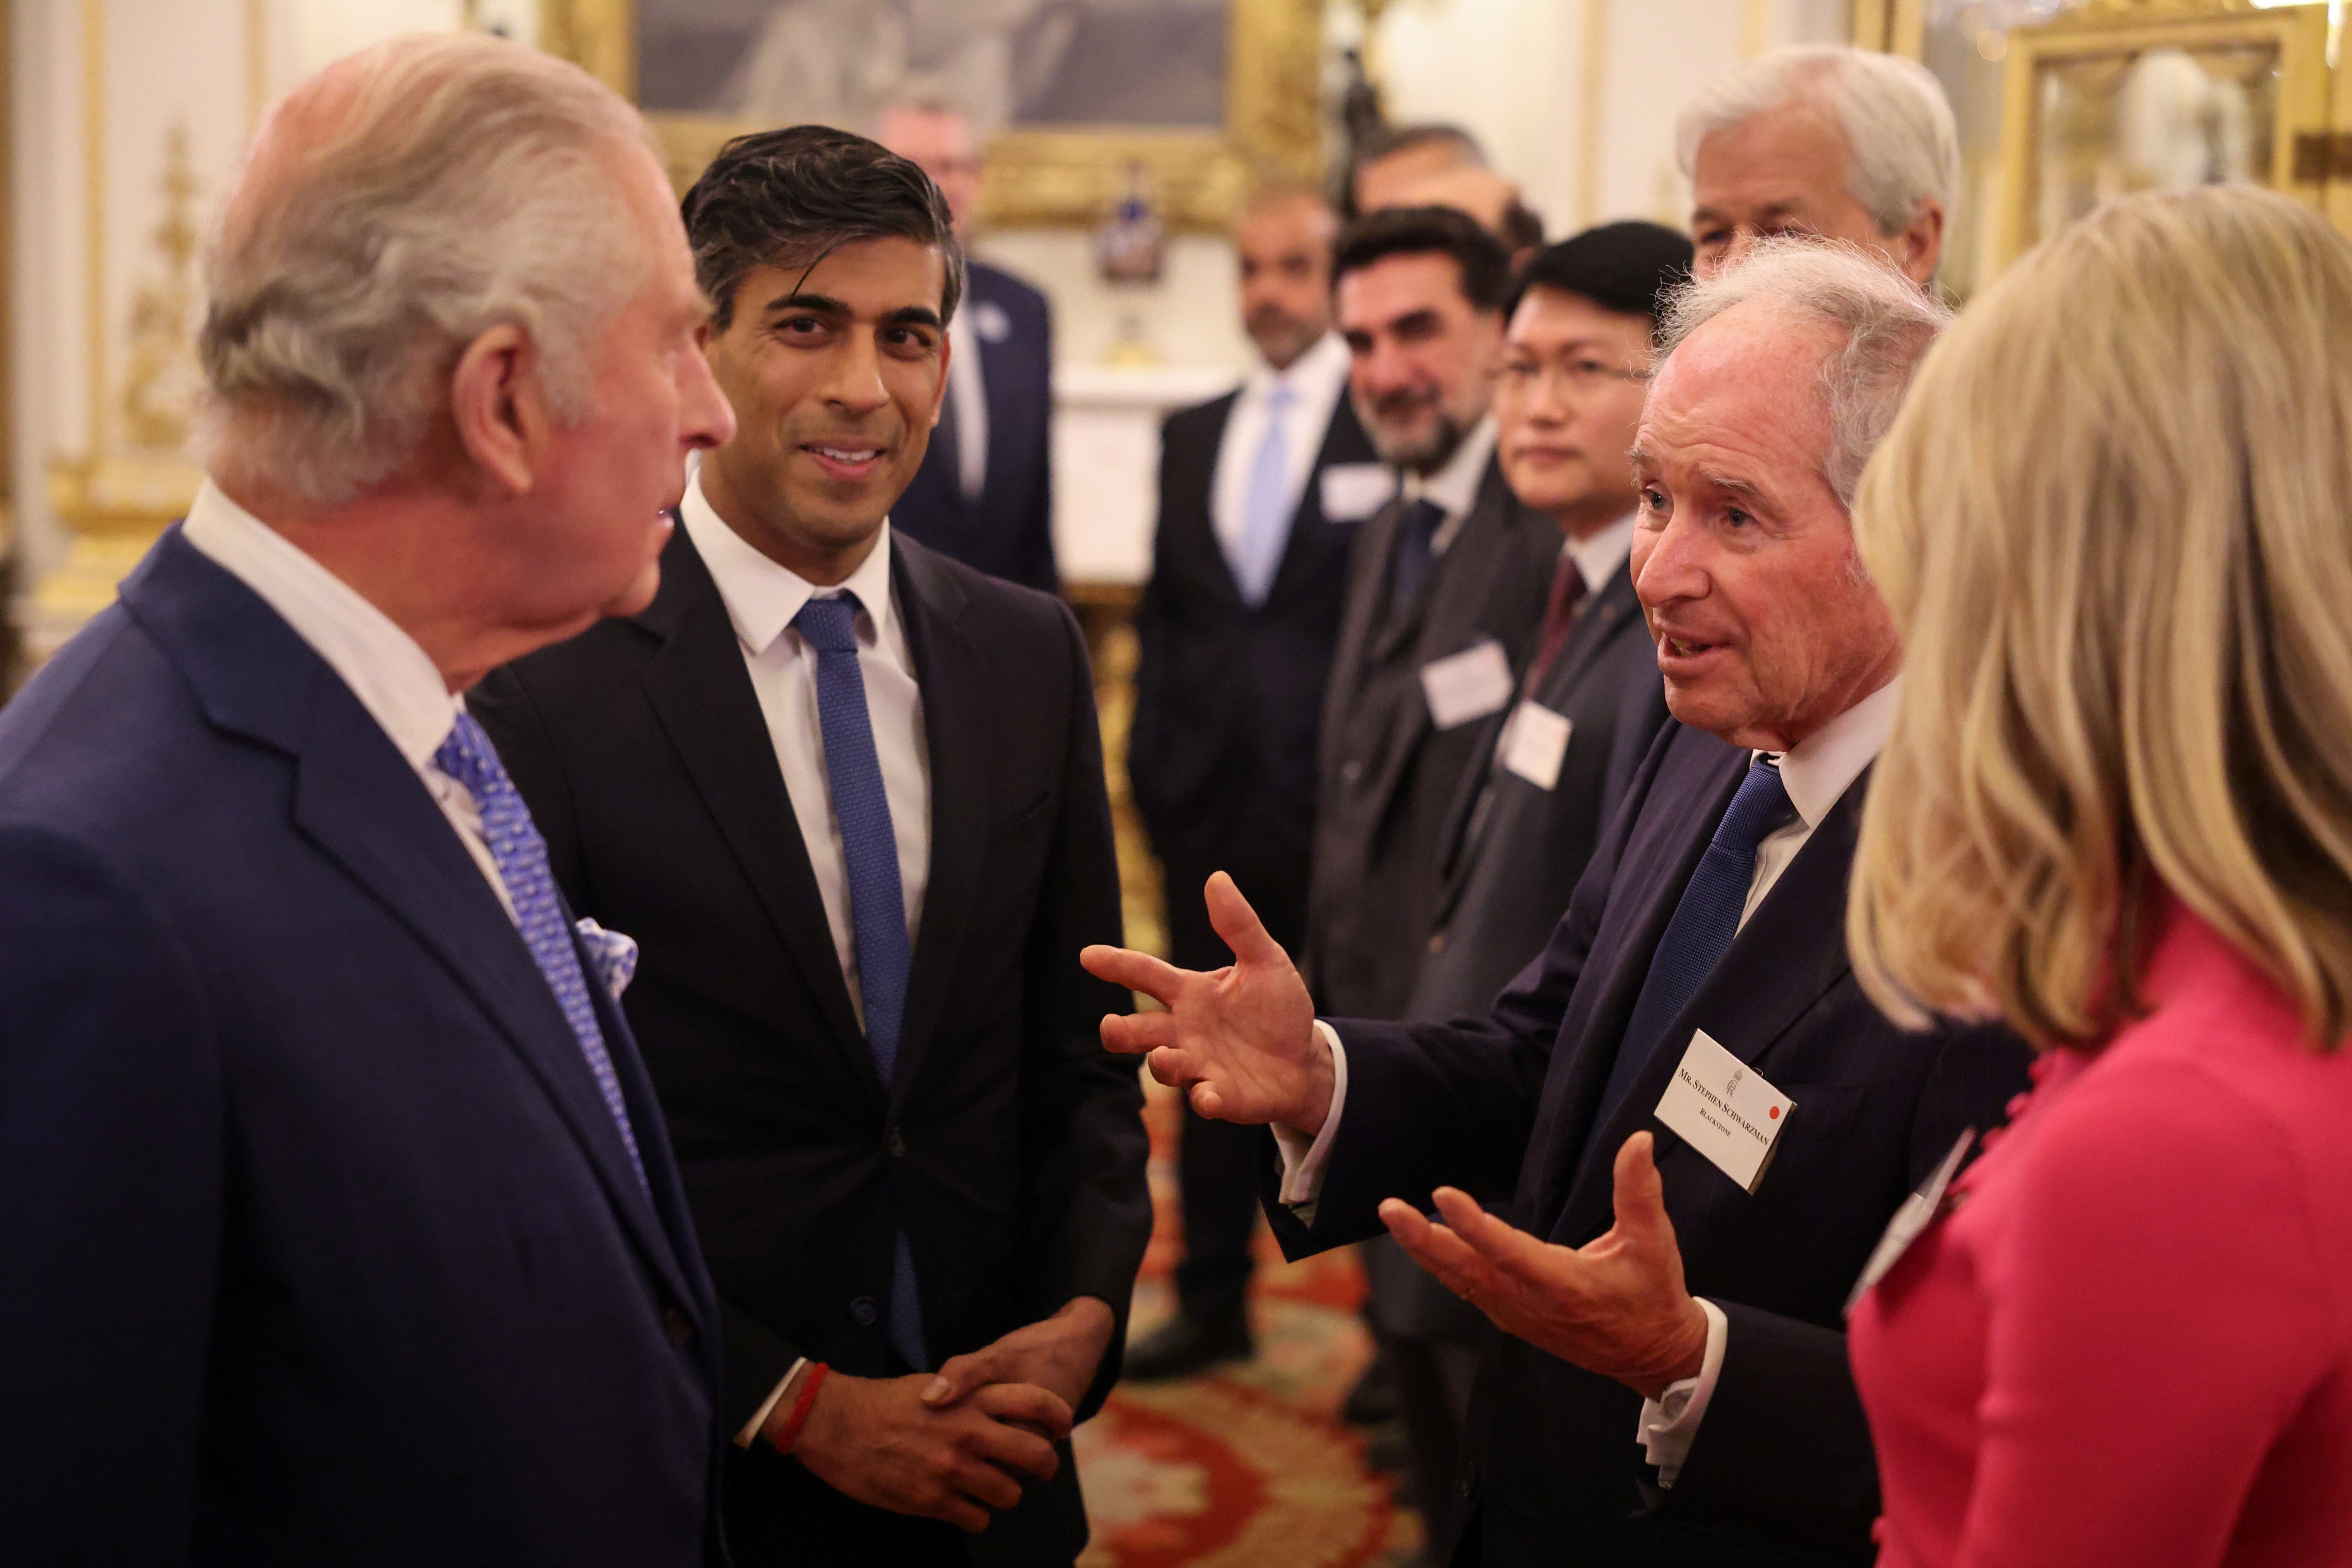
[1367,222,1691,1559]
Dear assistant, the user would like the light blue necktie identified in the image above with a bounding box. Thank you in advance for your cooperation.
[434,711,648,1191]
[1590,757,1797,1139]
[792,592,928,1371]
[1228,383,1296,606]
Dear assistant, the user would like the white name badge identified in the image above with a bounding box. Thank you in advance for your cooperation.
[1653,1030,1794,1193]
[1502,701,1573,791]
[1320,462,1396,523]
[1420,639,1515,730]
[1844,1127,1976,1318]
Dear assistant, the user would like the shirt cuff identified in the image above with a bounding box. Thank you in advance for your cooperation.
[1269,1021,1349,1222]
[733,1356,810,1450]
[1634,1297,1729,1487]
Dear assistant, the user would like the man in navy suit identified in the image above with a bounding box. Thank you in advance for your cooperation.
[1081,242,2034,1566]
[1123,183,1381,1380]
[0,36,753,1566]
[877,100,1059,592]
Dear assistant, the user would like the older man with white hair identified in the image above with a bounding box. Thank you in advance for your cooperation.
[1682,44,1958,285]
[1079,242,2032,1566]
[0,33,746,1564]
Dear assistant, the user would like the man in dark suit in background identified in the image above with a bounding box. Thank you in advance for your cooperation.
[0,36,737,1563]
[1082,243,2034,1566]
[473,128,1149,1567]
[878,100,1059,592]
[1376,221,1689,1558]
[1305,206,1561,1024]
[1124,183,1384,1380]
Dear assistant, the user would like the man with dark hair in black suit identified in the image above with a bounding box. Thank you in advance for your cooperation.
[1080,241,2033,1566]
[1123,182,1383,1380]
[472,125,1150,1568]
[877,100,1059,592]
[1305,206,1562,1025]
[1372,220,1691,1557]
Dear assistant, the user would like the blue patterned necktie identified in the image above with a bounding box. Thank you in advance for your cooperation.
[433,711,647,1191]
[1389,497,1448,606]
[1591,757,1798,1138]
[792,592,928,1370]
[1228,382,1295,606]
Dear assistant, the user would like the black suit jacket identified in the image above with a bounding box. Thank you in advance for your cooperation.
[892,260,1058,592]
[1129,383,1375,954]
[472,526,1150,1565]
[1267,721,2034,1566]
[1408,564,1670,1023]
[0,530,722,1565]
[1304,452,1561,1018]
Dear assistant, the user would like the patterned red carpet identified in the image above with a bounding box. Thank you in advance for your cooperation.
[1077,1079,1424,1568]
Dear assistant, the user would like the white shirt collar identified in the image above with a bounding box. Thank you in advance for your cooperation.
[1563,512,1636,595]
[678,469,901,657]
[179,479,461,770]
[1245,330,1351,407]
[1405,413,1498,521]
[1765,673,1902,829]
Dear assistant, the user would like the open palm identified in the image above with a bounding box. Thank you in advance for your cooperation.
[1079,871,1332,1132]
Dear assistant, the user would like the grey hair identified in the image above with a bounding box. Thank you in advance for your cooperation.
[1675,45,1959,237]
[197,33,658,505]
[1657,237,1953,507]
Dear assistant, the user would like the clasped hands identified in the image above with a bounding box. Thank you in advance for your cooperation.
[769,1295,1114,1534]
[1080,872,1709,1399]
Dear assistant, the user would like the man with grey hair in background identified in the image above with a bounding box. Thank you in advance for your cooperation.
[1079,241,2032,1565]
[1681,44,1958,286]
[0,34,738,1564]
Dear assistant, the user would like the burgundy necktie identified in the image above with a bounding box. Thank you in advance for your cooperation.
[1526,553,1589,688]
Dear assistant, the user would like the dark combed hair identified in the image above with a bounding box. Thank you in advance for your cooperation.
[680,124,966,330]
[1508,220,1697,335]
[1332,205,1514,314]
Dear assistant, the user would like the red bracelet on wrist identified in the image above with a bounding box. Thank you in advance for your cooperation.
[772,1362,830,1456]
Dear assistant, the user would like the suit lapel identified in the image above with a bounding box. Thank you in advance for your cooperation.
[1540,565,1642,699]
[1549,763,1872,1244]
[890,540,985,1108]
[1319,494,1404,781]
[632,527,878,1091]
[1262,394,1374,606]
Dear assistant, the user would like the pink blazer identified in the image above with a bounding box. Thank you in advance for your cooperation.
[1850,901,2352,1568]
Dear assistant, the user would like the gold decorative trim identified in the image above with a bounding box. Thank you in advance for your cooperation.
[1992,1,2333,267]
[83,0,106,460]
[1851,0,1924,57]
[544,0,1325,231]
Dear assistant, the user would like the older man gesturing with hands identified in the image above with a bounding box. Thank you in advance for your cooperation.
[1086,242,2031,1568]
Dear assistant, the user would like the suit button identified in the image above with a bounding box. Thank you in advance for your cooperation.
[1341,759,1365,784]
[1428,932,1446,955]
[887,1124,906,1159]
[661,1307,694,1347]
[851,1295,881,1327]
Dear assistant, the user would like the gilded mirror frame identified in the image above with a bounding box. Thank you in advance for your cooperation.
[540,0,1327,229]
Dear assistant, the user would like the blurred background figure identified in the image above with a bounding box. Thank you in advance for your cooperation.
[1848,183,2352,1568]
[878,98,1061,592]
[1353,122,1545,269]
[1125,183,1379,1381]
[1372,220,1688,1558]
[1679,44,1955,285]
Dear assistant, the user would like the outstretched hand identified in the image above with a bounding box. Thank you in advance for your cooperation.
[1378,1131,1709,1399]
[1079,871,1334,1133]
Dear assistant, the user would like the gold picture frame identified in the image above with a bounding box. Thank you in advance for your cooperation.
[540,0,1327,231]
[1991,2,2340,267]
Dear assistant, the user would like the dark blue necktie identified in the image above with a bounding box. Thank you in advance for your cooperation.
[1591,756,1797,1137]
[434,712,647,1191]
[793,592,927,1370]
[1388,497,1448,606]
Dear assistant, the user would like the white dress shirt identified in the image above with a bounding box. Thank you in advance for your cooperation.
[179,480,517,920]
[1275,674,1904,1479]
[1406,413,1500,556]
[1563,513,1636,599]
[945,304,988,500]
[677,473,932,1024]
[1208,331,1354,558]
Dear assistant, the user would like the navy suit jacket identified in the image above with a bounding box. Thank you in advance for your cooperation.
[1129,384,1374,948]
[0,530,723,1566]
[1266,720,2033,1566]
[891,259,1058,592]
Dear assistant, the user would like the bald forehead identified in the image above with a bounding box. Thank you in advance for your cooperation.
[1641,302,1838,455]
